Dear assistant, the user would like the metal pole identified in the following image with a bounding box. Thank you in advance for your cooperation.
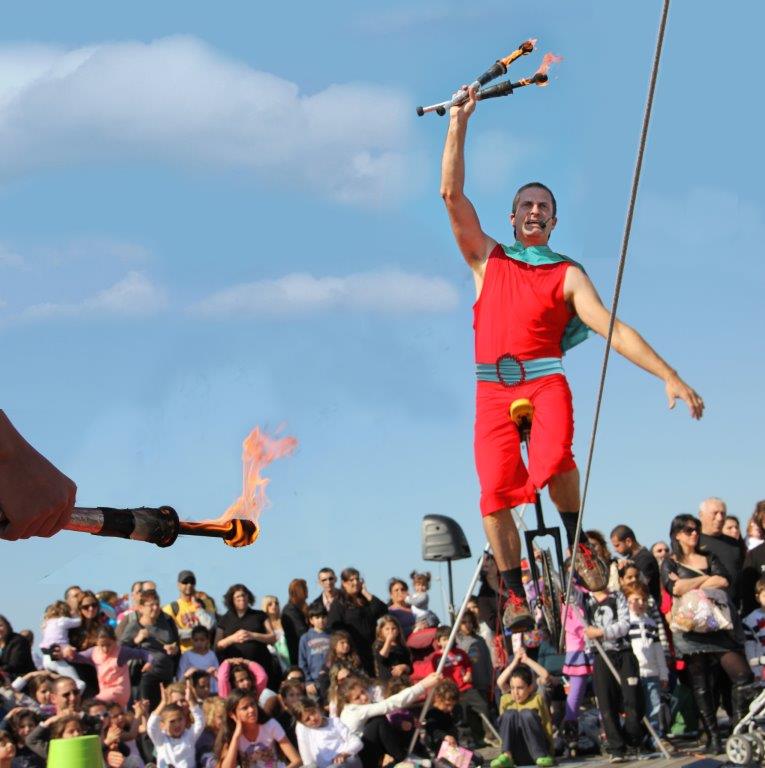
[447,559,455,624]
[407,544,491,753]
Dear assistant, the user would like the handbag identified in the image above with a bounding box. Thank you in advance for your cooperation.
[668,561,733,633]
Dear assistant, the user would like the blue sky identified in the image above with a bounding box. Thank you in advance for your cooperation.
[2,1,763,632]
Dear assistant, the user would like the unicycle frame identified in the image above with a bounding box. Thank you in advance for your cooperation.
[512,401,565,632]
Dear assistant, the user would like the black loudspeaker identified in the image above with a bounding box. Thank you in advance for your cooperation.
[421,515,471,562]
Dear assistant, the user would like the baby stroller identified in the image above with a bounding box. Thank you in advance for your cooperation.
[725,686,765,764]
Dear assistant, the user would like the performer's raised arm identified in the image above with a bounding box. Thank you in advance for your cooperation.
[565,266,704,419]
[440,85,496,274]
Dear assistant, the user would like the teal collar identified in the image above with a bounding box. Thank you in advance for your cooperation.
[500,241,592,353]
[502,240,580,268]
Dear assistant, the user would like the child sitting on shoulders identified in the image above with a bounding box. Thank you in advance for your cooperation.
[295,696,363,768]
[407,571,432,619]
[491,648,554,768]
[38,602,84,691]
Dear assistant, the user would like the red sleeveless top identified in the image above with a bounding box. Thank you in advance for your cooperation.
[474,243,574,363]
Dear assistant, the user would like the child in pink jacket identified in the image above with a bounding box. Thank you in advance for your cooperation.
[66,625,152,707]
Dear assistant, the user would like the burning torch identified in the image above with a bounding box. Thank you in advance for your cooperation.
[64,506,258,548]
[416,41,561,116]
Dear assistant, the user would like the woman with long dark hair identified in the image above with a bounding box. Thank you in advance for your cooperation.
[386,578,416,638]
[661,514,753,754]
[282,579,310,666]
[0,615,35,680]
[215,689,301,768]
[216,584,279,690]
[327,569,387,676]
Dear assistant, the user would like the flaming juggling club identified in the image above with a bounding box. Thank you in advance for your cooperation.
[417,43,561,116]
[64,506,259,548]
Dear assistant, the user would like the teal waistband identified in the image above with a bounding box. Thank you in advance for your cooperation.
[476,356,564,386]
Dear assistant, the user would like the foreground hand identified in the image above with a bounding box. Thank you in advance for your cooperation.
[665,375,704,420]
[0,411,77,540]
[421,672,442,689]
[585,626,604,640]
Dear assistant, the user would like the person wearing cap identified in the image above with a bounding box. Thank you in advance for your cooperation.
[162,570,216,653]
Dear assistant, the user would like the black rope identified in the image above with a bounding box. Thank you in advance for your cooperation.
[560,0,672,642]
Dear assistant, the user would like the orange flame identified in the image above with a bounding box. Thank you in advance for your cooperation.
[217,426,297,525]
[535,53,563,84]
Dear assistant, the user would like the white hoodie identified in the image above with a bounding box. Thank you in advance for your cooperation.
[340,682,426,736]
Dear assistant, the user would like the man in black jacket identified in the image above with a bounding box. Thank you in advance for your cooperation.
[610,524,661,604]
[698,497,744,606]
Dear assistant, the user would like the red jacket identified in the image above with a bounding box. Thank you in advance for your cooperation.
[413,647,473,692]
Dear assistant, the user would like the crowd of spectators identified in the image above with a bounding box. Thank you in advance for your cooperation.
[1,496,765,768]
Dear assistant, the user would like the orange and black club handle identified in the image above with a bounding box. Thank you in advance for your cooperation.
[416,39,536,116]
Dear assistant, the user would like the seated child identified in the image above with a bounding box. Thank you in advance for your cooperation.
[147,681,205,768]
[337,672,439,767]
[492,650,554,768]
[66,625,152,708]
[743,577,765,680]
[215,689,301,768]
[424,679,460,755]
[177,626,219,688]
[295,696,363,768]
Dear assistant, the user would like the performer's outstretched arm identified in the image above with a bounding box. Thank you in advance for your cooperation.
[565,267,704,419]
[440,86,496,273]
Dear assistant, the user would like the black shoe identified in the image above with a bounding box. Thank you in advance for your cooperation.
[701,733,723,755]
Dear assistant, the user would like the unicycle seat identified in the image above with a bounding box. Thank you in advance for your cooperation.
[509,398,534,433]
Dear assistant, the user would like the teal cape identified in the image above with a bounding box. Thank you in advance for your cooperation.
[501,241,592,353]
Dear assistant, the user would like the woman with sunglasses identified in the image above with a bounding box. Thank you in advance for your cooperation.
[67,591,105,697]
[661,514,753,754]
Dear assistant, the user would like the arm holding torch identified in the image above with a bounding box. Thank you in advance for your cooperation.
[440,86,497,271]
[0,410,77,541]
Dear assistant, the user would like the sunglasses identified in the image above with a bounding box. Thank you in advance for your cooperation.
[81,603,98,610]
[681,526,699,535]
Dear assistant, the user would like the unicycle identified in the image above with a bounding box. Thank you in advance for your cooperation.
[509,398,565,640]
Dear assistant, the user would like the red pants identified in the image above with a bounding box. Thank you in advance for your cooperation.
[474,374,576,515]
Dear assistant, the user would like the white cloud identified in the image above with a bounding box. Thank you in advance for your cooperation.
[22,271,167,319]
[193,271,459,316]
[0,36,416,205]
[0,243,24,267]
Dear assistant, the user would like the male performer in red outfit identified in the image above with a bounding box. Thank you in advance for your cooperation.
[441,86,704,630]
